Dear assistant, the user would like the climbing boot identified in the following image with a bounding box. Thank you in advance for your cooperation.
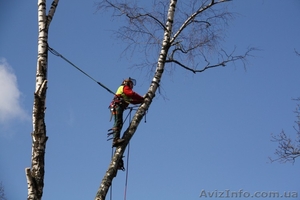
[112,138,125,147]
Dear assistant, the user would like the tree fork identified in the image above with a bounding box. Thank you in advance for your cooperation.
[26,1,59,199]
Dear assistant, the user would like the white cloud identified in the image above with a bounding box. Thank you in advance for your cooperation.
[0,58,29,123]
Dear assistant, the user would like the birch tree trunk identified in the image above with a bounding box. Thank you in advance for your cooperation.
[25,1,59,199]
[94,0,254,199]
[94,1,176,199]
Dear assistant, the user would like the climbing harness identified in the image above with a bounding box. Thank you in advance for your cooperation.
[48,45,115,95]
[107,106,135,140]
[106,105,146,141]
[108,95,125,122]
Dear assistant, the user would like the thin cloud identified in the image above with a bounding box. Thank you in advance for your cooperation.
[0,58,29,124]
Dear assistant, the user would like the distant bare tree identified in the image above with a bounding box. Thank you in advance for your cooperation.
[270,98,300,163]
[25,0,59,200]
[0,182,7,200]
[94,0,255,199]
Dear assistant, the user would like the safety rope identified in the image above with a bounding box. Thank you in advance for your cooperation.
[110,147,114,200]
[48,45,115,95]
[108,107,135,200]
[123,107,133,200]
[48,45,148,200]
[124,142,130,200]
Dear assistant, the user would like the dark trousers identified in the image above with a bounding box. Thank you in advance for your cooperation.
[113,104,124,139]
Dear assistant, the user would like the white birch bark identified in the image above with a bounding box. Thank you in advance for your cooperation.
[25,1,59,199]
[94,1,177,199]
[95,0,252,199]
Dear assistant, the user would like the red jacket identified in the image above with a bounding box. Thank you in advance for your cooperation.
[113,85,144,108]
[123,85,144,104]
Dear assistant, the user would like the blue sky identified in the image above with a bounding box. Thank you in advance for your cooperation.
[0,0,300,200]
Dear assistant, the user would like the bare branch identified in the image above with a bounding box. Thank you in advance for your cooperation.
[167,47,256,73]
[46,0,59,29]
[270,131,300,163]
[171,0,231,44]
[270,98,300,163]
[96,0,166,29]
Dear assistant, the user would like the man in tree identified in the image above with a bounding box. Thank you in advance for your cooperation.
[109,77,144,147]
